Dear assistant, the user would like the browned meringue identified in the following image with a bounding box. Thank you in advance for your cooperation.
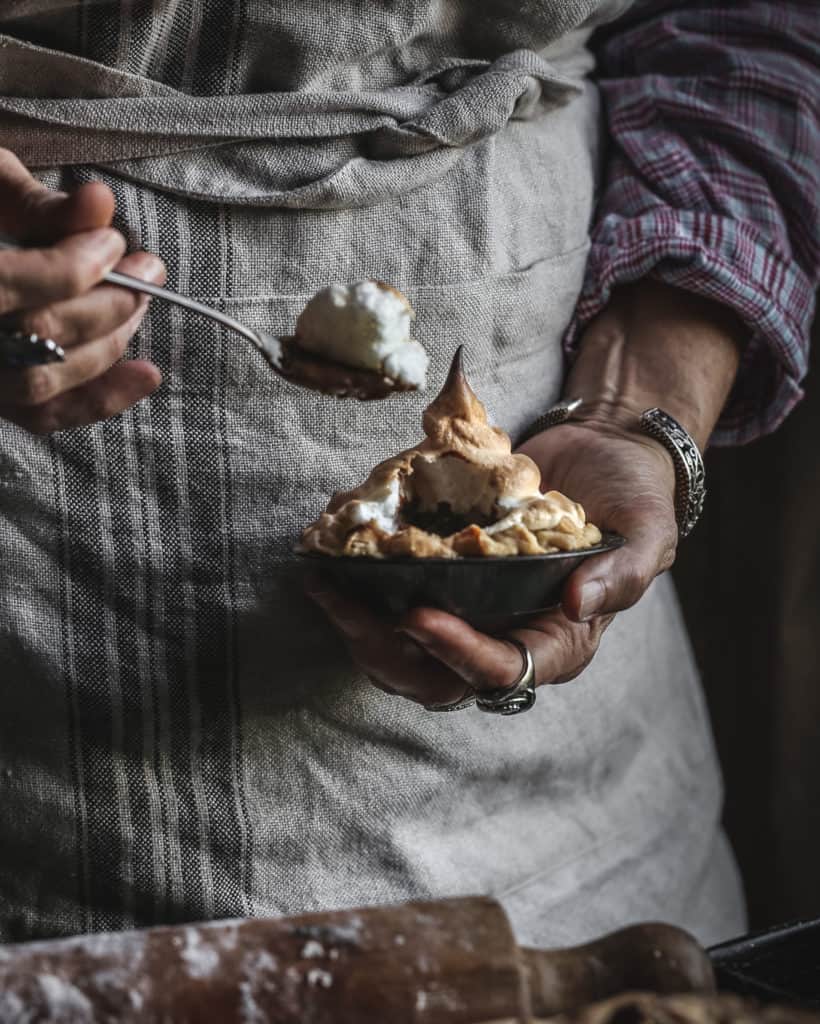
[300,347,602,559]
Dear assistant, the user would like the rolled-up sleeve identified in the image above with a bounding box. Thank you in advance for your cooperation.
[565,0,820,446]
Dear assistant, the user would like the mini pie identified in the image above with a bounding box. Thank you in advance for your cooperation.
[301,346,601,559]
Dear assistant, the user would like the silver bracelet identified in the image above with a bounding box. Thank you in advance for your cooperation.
[518,399,706,539]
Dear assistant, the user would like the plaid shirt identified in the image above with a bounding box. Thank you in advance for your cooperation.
[567,0,820,446]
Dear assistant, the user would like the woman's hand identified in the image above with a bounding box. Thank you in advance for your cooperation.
[306,419,678,708]
[0,148,165,433]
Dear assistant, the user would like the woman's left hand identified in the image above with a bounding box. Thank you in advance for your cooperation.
[305,416,678,709]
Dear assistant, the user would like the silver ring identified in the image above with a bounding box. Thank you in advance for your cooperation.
[475,637,537,716]
[425,690,476,713]
[0,329,66,370]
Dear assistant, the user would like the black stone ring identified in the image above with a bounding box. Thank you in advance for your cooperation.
[0,329,66,370]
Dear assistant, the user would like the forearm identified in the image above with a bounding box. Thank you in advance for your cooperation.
[565,280,744,452]
[571,0,819,447]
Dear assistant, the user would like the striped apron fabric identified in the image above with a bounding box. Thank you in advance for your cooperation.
[0,0,745,946]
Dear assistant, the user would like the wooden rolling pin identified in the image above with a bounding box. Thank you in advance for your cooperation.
[0,896,714,1023]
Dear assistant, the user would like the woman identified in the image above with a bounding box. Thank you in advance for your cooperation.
[0,1,816,945]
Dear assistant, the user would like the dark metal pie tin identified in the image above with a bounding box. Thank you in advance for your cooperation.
[300,532,625,631]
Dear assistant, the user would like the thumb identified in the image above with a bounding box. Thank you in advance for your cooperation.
[31,181,116,241]
[562,507,678,622]
[0,149,115,242]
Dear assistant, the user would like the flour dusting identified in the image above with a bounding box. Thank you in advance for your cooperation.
[38,974,94,1021]
[237,949,279,1024]
[180,930,220,979]
[306,968,333,989]
[0,992,25,1021]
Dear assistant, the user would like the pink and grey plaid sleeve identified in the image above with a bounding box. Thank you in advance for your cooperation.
[565,0,820,446]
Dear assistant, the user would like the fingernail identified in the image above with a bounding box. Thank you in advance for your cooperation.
[81,228,124,262]
[577,580,605,621]
[141,255,165,283]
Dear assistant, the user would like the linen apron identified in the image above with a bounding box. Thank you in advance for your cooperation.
[0,0,745,946]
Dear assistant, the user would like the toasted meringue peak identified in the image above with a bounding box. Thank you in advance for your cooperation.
[422,345,507,454]
[300,347,601,559]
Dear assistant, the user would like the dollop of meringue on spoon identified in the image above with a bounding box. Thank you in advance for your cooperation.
[300,347,602,558]
[279,281,428,399]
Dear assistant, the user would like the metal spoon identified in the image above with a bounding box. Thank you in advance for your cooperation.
[0,235,411,399]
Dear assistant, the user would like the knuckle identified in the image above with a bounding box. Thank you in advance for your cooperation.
[17,365,57,407]
[102,330,129,364]
[617,564,651,608]
[580,619,606,654]
[37,248,85,298]
[553,621,607,685]
[566,622,591,665]
[20,307,61,343]
[657,543,677,574]
[63,259,93,296]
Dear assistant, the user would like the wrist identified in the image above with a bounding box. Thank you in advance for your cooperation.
[566,329,714,453]
[566,280,744,452]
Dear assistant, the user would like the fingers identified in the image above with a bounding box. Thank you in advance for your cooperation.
[0,227,126,314]
[400,605,614,693]
[8,360,162,434]
[400,607,519,690]
[306,573,615,709]
[0,148,115,241]
[42,181,117,240]
[562,503,678,623]
[12,251,166,349]
[0,249,166,431]
[0,252,165,411]
[0,298,149,408]
[305,578,471,706]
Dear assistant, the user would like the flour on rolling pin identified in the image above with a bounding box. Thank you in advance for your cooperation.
[0,898,526,1023]
[0,897,715,1023]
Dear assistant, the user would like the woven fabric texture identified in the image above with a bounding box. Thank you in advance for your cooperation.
[0,0,743,946]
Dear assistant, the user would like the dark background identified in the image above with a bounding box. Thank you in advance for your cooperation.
[674,314,820,929]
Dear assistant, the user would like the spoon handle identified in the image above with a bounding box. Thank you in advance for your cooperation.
[102,269,279,363]
[0,235,281,368]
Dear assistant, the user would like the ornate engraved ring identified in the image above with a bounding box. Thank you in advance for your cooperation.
[475,637,537,716]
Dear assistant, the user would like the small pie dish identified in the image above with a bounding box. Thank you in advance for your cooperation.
[299,533,623,631]
[299,342,622,629]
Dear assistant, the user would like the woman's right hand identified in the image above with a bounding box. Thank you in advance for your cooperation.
[0,148,166,434]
